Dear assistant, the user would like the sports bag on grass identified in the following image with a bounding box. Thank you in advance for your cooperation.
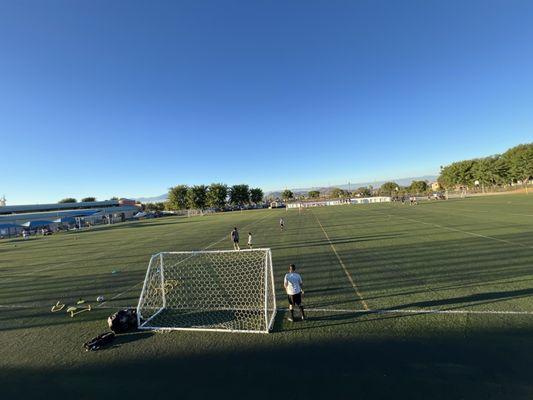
[84,331,115,351]
[107,309,138,333]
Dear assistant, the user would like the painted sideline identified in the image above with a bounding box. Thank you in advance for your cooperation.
[311,210,369,310]
[3,303,533,316]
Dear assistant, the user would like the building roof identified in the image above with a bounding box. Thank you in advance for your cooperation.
[0,200,120,215]
[0,205,139,224]
[0,223,21,228]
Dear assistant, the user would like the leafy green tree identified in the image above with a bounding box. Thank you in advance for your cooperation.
[492,156,510,185]
[502,144,533,193]
[145,202,165,212]
[230,184,250,205]
[281,189,294,201]
[81,197,96,202]
[409,181,428,194]
[437,144,533,193]
[186,185,208,209]
[167,185,188,210]
[207,183,228,209]
[438,160,475,189]
[471,156,503,192]
[438,164,457,189]
[250,188,264,204]
[355,187,371,197]
[456,160,475,187]
[330,187,348,198]
[308,190,320,199]
[58,198,77,203]
[380,182,399,195]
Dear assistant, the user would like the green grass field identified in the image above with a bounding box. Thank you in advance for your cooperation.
[2,194,533,399]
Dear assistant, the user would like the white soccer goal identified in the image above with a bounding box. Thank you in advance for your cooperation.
[137,249,277,333]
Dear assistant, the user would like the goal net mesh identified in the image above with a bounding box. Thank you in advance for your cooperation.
[137,249,276,333]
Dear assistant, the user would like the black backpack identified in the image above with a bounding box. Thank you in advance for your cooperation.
[84,331,115,351]
[107,309,139,333]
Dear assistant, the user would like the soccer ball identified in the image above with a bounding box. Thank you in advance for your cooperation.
[97,295,105,302]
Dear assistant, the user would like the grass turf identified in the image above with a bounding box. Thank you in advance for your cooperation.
[1,194,533,399]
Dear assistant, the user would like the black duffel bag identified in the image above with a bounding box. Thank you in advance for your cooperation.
[107,309,138,333]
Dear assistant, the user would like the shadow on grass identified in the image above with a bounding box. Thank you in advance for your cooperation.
[3,326,533,400]
[390,287,533,310]
[110,330,155,349]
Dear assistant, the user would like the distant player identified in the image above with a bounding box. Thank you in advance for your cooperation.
[247,232,253,249]
[279,217,284,231]
[230,227,240,250]
[284,264,305,322]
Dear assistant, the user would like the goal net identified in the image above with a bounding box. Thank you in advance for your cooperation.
[137,249,277,333]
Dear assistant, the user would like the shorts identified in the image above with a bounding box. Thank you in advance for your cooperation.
[287,292,302,306]
[232,238,239,243]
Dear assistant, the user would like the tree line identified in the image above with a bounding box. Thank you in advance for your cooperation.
[58,197,106,203]
[145,184,264,211]
[58,196,102,204]
[278,181,431,202]
[438,143,533,192]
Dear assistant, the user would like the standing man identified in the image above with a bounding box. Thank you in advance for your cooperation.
[247,232,253,249]
[279,217,285,231]
[284,264,305,322]
[230,227,240,250]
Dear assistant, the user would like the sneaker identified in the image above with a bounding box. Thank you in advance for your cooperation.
[301,316,306,321]
[287,317,293,322]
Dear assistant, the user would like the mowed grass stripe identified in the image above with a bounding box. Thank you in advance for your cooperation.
[328,206,438,300]
[375,208,533,250]
[0,210,274,308]
[326,205,443,309]
[311,209,369,310]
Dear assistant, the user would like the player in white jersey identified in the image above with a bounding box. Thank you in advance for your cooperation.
[247,232,253,249]
[283,264,305,322]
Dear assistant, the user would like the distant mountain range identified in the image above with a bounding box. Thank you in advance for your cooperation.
[132,175,438,203]
[285,175,438,193]
[265,175,438,198]
[133,194,169,203]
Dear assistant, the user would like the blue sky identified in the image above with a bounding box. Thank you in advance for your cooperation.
[1,1,532,204]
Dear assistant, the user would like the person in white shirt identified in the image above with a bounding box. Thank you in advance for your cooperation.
[279,218,284,231]
[247,232,253,249]
[283,264,305,322]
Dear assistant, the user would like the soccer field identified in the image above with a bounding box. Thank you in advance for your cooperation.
[1,195,533,399]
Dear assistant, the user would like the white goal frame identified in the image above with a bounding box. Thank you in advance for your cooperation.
[136,249,277,334]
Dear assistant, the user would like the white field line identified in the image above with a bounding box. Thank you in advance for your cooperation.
[302,308,533,316]
[382,212,533,250]
[312,211,369,310]
[428,202,533,218]
[418,204,533,221]
[1,259,78,281]
[3,303,533,316]
[508,213,533,217]
[97,210,275,308]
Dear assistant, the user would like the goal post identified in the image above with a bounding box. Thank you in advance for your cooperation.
[137,249,277,333]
